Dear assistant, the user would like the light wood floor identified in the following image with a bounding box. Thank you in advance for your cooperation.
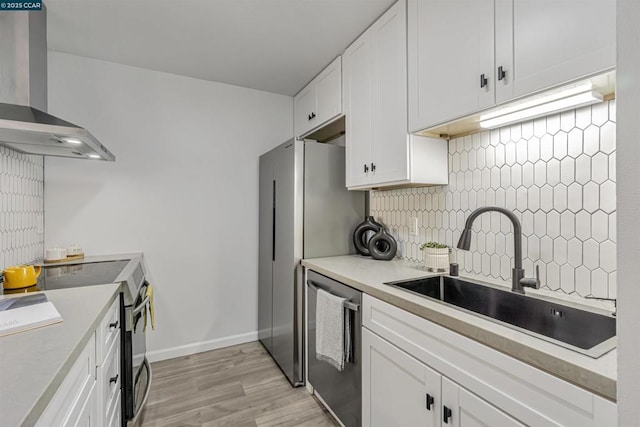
[139,341,339,427]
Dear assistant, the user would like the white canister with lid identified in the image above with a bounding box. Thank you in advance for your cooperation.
[66,244,82,256]
[45,246,67,261]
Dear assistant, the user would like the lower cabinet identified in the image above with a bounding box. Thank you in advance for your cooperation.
[36,334,98,427]
[363,328,522,427]
[38,298,121,427]
[362,294,616,427]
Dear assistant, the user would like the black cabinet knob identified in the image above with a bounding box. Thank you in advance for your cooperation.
[498,66,506,81]
[425,393,434,411]
[480,73,488,88]
[109,321,118,330]
[110,374,119,385]
[364,164,369,173]
[443,405,452,423]
[371,163,376,172]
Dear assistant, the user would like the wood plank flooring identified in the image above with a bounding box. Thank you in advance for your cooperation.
[139,341,339,427]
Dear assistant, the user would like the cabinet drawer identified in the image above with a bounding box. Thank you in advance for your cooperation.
[37,333,97,426]
[99,334,121,421]
[97,298,120,364]
[362,294,616,426]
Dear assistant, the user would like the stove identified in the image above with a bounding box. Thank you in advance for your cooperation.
[40,260,130,289]
[4,255,153,426]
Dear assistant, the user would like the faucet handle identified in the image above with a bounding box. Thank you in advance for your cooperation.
[520,265,540,289]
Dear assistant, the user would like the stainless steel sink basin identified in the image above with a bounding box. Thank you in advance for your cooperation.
[386,275,616,358]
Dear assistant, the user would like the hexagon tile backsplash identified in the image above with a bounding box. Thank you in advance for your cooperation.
[0,146,44,271]
[371,100,616,299]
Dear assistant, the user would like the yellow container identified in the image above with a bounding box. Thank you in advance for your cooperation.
[3,265,42,289]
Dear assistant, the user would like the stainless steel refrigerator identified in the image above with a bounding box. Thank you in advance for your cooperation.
[258,138,365,386]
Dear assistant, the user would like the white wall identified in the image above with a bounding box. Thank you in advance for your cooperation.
[616,0,640,423]
[45,52,293,360]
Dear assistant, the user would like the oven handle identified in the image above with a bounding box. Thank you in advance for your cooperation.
[128,356,152,426]
[132,295,150,316]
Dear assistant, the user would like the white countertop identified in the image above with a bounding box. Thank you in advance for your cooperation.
[302,255,617,401]
[0,284,121,426]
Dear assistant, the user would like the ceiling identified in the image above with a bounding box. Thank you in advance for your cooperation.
[44,0,395,96]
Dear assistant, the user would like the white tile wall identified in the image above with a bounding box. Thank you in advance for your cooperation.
[0,147,44,270]
[371,100,616,298]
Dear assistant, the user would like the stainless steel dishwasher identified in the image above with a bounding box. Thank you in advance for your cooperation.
[307,270,362,427]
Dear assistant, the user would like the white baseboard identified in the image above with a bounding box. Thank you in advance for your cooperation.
[146,331,259,362]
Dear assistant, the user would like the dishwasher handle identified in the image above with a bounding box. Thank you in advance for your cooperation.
[307,280,360,312]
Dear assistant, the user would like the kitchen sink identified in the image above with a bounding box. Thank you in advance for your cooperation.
[385,275,616,358]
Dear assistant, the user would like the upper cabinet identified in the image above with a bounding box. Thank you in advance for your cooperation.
[344,0,448,190]
[408,0,495,133]
[494,0,616,104]
[408,0,616,133]
[294,56,342,138]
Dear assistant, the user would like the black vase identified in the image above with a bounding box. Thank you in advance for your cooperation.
[368,227,398,261]
[352,216,383,256]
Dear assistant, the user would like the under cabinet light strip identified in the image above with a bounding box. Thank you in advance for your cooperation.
[480,82,594,121]
[479,91,603,129]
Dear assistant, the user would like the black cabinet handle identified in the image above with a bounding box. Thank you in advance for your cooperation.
[308,113,312,121]
[498,66,506,81]
[109,321,118,330]
[110,374,119,385]
[443,406,452,423]
[371,163,376,172]
[480,74,488,88]
[425,393,434,411]
[308,112,316,121]
[364,164,369,173]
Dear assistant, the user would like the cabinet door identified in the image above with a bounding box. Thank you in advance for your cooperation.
[363,328,441,427]
[408,0,495,132]
[441,377,525,427]
[72,384,97,427]
[344,29,373,188]
[370,0,410,186]
[495,0,616,104]
[294,81,316,137]
[315,56,342,128]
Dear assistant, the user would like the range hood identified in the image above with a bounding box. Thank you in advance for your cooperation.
[0,9,115,161]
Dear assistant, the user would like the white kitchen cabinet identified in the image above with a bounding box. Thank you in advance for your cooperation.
[344,0,448,190]
[97,299,121,426]
[38,298,121,427]
[494,0,616,104]
[294,56,342,138]
[408,0,616,132]
[362,294,617,427]
[363,327,523,427]
[363,328,441,426]
[37,333,98,427]
[441,377,524,427]
[407,0,494,132]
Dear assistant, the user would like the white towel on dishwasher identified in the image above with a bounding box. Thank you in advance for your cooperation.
[316,288,347,371]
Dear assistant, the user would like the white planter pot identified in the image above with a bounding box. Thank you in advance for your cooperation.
[423,247,450,272]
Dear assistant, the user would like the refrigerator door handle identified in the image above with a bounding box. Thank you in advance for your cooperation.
[272,180,276,261]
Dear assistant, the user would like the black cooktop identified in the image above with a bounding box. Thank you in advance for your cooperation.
[2,260,130,295]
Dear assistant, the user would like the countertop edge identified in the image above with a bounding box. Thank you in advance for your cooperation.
[20,284,121,426]
[302,259,616,402]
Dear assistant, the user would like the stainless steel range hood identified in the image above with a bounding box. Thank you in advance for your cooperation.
[0,9,115,161]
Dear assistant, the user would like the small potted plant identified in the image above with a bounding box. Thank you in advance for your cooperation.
[419,241,451,272]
